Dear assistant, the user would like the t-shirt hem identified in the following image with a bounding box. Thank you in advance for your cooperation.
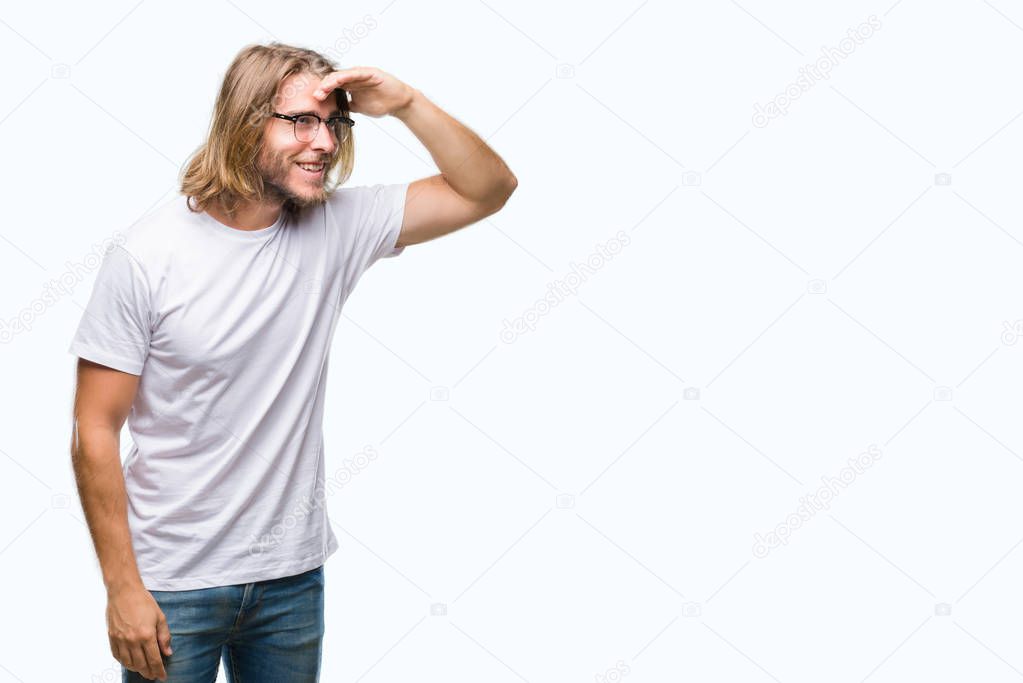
[139,543,338,591]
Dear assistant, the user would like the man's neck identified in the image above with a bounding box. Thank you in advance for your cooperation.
[205,197,284,231]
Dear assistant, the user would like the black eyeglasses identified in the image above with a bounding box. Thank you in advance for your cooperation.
[271,112,355,143]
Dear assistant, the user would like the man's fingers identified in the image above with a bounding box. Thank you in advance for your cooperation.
[315,71,376,99]
[142,636,168,681]
[127,643,147,676]
[110,641,128,672]
[156,611,173,656]
[315,77,373,97]
[330,68,374,84]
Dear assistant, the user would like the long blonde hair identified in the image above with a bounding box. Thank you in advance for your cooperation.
[180,42,354,216]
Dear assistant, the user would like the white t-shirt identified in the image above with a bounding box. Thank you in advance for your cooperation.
[69,183,408,590]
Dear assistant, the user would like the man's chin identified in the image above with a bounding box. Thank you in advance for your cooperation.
[288,191,327,209]
[264,180,327,209]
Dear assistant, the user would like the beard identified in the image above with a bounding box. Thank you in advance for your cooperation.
[257,145,331,209]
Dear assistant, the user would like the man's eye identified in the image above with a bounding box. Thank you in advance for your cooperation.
[297,115,317,125]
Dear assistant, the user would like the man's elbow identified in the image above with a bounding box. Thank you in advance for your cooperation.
[503,172,518,198]
[488,173,518,212]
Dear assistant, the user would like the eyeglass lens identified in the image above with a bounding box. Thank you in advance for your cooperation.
[294,115,350,143]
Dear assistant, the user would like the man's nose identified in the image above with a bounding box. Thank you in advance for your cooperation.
[310,121,337,153]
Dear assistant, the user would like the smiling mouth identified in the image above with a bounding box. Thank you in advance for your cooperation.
[295,161,325,176]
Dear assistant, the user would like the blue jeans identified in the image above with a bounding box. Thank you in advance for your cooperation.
[123,565,325,682]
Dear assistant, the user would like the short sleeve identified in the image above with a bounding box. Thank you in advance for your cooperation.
[356,182,408,264]
[68,245,152,375]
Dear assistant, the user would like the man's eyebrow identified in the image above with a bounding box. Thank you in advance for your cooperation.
[284,109,342,117]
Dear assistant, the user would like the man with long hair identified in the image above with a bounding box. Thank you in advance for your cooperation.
[68,42,516,682]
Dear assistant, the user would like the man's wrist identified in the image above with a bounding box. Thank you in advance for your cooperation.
[104,571,145,596]
[391,87,423,122]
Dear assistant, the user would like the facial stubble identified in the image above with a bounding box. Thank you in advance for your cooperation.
[258,145,329,209]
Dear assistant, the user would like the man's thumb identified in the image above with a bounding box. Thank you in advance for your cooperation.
[156,613,173,655]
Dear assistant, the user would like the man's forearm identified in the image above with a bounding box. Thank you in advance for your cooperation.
[392,89,516,205]
[71,424,143,594]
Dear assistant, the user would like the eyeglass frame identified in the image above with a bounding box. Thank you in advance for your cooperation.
[270,111,355,142]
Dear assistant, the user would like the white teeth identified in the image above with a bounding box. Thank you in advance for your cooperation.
[297,163,323,172]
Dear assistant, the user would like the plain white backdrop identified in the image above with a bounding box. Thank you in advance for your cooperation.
[2,0,1023,680]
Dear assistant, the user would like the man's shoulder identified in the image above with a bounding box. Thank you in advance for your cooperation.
[322,183,404,225]
[323,184,362,214]
[108,194,198,273]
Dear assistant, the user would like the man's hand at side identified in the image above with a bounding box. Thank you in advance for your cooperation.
[71,358,172,680]
[106,583,172,681]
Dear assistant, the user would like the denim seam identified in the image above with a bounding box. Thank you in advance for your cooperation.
[228,643,241,683]
[231,583,252,634]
